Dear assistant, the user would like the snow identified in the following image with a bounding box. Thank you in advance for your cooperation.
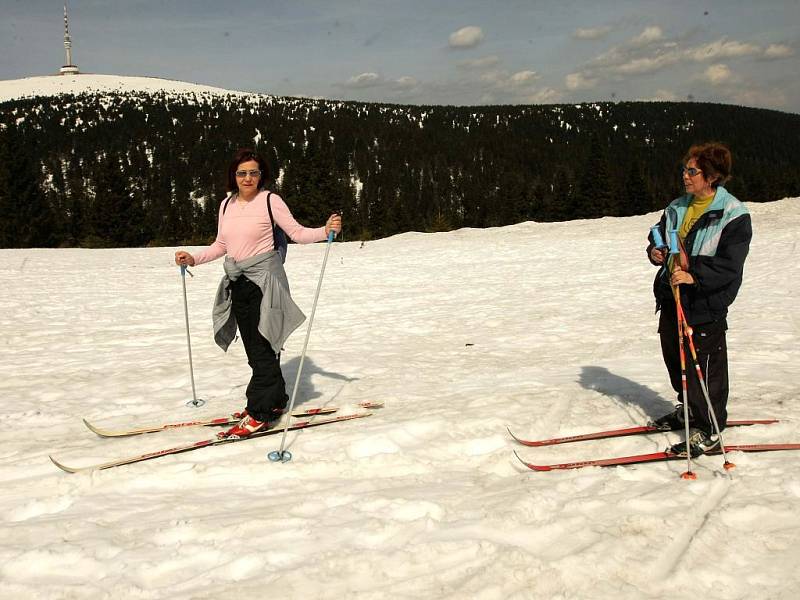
[0,74,250,104]
[1,198,799,599]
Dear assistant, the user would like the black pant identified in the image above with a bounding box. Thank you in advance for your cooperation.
[230,277,288,422]
[659,308,729,433]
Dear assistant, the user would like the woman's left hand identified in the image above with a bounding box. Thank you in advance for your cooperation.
[671,265,695,286]
[325,213,342,235]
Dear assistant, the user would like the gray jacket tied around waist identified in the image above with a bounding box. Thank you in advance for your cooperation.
[212,251,306,353]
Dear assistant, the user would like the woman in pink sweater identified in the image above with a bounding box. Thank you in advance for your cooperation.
[175,148,341,438]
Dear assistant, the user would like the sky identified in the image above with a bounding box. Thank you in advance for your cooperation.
[1,0,799,112]
[1,198,799,598]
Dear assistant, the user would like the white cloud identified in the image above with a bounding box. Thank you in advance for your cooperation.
[702,63,736,85]
[687,38,761,61]
[734,87,788,109]
[479,70,504,85]
[510,70,539,85]
[393,76,418,89]
[614,54,678,75]
[763,44,794,59]
[630,26,664,46]
[340,73,418,93]
[449,64,554,104]
[583,35,766,83]
[458,55,500,69]
[344,72,383,88]
[477,69,540,91]
[565,72,597,90]
[573,26,612,41]
[591,46,625,68]
[449,26,484,49]
[525,88,562,104]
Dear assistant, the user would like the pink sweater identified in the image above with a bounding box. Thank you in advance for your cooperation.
[193,191,327,265]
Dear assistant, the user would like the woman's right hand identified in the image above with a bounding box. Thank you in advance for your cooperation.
[175,251,195,267]
[649,247,666,265]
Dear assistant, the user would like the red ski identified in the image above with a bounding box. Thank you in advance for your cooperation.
[290,401,384,417]
[83,401,384,438]
[53,412,373,473]
[83,415,239,438]
[507,419,778,447]
[514,443,800,472]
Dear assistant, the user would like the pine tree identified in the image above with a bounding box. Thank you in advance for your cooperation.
[0,126,17,247]
[547,168,575,222]
[0,125,53,247]
[621,158,652,217]
[574,133,617,219]
[87,152,143,247]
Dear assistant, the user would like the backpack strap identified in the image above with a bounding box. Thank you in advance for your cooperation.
[266,192,288,263]
[266,192,278,252]
[221,193,234,216]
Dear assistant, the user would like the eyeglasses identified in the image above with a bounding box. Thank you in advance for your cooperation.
[681,166,702,177]
[235,169,261,179]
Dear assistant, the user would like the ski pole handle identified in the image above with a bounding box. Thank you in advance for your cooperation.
[327,210,342,242]
[650,225,667,250]
[668,229,680,255]
[326,210,342,243]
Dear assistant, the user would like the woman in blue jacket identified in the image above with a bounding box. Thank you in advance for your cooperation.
[646,142,752,456]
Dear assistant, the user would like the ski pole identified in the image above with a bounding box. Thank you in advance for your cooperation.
[675,300,733,472]
[650,224,667,250]
[667,229,695,479]
[668,230,732,475]
[268,230,336,463]
[180,265,205,408]
[650,225,670,281]
[673,292,695,479]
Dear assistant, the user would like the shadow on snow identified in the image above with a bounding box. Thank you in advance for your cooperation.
[578,365,673,419]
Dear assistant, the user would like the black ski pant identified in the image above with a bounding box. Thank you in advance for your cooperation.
[658,308,729,434]
[230,276,288,422]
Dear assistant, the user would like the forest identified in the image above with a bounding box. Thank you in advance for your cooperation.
[1,90,799,248]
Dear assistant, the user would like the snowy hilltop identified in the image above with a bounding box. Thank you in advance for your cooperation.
[1,199,799,599]
[0,73,253,104]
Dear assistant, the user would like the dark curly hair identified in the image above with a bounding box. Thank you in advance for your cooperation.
[684,142,732,189]
[227,148,271,192]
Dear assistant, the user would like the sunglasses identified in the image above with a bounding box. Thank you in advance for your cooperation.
[235,169,262,178]
[681,166,702,177]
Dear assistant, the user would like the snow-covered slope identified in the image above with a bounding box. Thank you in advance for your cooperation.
[1,199,799,598]
[0,73,253,103]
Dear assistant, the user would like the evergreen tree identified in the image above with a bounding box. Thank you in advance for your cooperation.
[0,125,53,247]
[0,127,18,246]
[281,136,353,228]
[621,158,652,217]
[547,168,575,222]
[63,151,88,246]
[87,152,144,247]
[574,133,617,219]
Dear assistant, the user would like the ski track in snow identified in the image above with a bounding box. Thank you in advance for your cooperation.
[1,199,799,599]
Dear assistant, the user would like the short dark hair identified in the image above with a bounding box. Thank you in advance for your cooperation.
[227,148,271,192]
[684,142,732,188]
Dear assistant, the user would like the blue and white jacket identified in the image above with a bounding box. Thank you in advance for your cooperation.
[648,186,752,325]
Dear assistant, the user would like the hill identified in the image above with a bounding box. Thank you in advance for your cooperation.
[1,74,799,247]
